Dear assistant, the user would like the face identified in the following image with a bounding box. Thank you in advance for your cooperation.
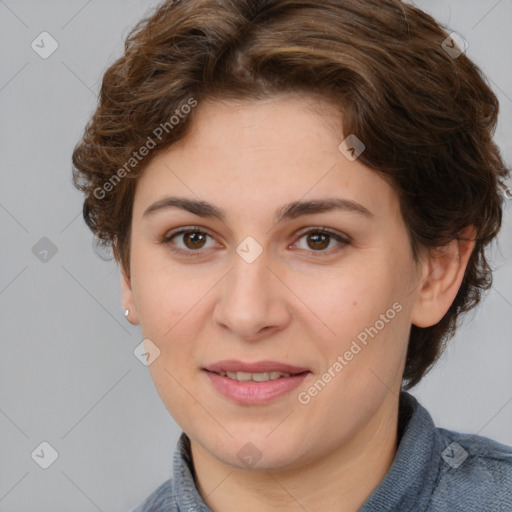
[122,93,427,471]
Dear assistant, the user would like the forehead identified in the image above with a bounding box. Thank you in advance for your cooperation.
[133,94,402,225]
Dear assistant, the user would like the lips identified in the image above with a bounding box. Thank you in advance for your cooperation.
[203,360,309,375]
[202,360,311,405]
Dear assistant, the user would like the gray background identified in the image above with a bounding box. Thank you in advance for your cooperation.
[1,0,511,510]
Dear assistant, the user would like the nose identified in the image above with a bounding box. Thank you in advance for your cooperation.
[212,250,291,341]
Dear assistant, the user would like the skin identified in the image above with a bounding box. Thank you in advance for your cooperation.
[121,93,475,512]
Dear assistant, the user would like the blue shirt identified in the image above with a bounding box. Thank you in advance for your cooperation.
[132,392,512,511]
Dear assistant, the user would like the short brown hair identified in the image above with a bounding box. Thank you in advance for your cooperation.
[72,0,510,388]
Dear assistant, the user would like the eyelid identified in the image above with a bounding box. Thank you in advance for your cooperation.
[293,226,352,244]
[158,226,219,251]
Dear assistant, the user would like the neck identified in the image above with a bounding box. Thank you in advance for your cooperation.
[190,394,400,512]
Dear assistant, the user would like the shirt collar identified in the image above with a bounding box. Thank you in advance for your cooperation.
[359,391,442,511]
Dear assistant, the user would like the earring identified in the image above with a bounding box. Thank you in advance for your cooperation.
[124,308,130,318]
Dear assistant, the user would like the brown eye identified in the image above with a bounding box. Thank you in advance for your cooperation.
[161,228,217,256]
[294,228,350,254]
[306,232,330,250]
[182,231,207,250]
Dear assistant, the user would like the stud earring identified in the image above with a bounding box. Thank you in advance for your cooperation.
[124,308,130,318]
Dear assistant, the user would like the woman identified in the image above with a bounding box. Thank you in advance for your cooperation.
[72,0,512,510]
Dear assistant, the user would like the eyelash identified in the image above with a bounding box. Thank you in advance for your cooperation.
[158,226,351,258]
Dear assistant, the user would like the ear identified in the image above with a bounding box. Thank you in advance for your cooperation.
[411,226,476,328]
[114,236,140,325]
[121,266,140,325]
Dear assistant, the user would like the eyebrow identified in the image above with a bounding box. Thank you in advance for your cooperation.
[143,196,373,224]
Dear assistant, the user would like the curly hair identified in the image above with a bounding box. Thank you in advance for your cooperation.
[71,0,510,389]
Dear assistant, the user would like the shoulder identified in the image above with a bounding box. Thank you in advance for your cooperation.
[131,479,175,512]
[429,427,512,511]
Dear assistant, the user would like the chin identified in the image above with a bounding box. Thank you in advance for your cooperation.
[201,428,312,472]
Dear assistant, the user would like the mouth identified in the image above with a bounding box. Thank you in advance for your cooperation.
[202,360,311,404]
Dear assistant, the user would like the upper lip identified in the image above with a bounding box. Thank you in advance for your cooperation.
[203,360,310,375]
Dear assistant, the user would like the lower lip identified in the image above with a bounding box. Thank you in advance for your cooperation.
[204,371,310,405]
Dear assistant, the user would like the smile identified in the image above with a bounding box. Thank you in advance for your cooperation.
[213,371,292,382]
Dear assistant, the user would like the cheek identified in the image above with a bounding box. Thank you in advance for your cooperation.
[131,256,194,343]
[303,260,400,333]
[306,259,410,379]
